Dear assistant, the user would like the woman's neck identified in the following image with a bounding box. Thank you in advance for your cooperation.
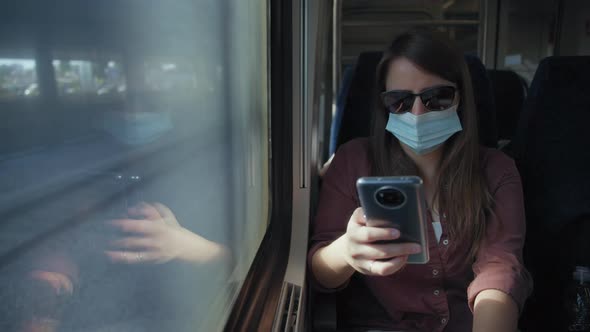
[400,143,443,212]
[400,144,443,183]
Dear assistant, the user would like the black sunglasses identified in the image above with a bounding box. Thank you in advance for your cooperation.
[381,85,457,114]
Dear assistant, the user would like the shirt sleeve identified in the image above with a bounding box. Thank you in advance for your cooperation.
[467,152,533,312]
[307,140,365,292]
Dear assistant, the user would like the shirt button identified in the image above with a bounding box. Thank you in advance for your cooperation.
[433,289,440,296]
[441,317,448,324]
[432,269,439,276]
[442,239,449,246]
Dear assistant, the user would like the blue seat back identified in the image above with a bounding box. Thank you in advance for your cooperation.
[513,56,590,231]
[514,56,590,331]
[332,52,382,154]
[488,69,527,141]
[464,54,498,148]
[329,65,354,156]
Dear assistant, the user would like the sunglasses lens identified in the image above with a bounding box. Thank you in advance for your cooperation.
[382,92,413,114]
[421,86,456,111]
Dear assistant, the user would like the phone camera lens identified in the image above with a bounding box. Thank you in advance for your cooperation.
[376,188,405,208]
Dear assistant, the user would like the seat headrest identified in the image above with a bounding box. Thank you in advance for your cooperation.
[464,54,498,148]
[515,56,590,230]
[488,70,527,140]
[335,52,383,150]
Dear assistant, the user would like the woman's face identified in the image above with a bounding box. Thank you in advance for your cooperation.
[385,57,458,116]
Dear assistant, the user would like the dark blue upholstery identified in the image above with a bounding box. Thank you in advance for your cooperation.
[514,56,590,331]
[329,65,354,156]
[330,52,498,153]
[488,69,527,141]
[464,54,498,148]
[514,56,590,231]
[333,52,383,152]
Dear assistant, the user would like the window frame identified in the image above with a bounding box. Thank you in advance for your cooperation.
[223,0,294,330]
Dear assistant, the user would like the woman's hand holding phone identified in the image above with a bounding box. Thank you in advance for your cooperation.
[343,207,423,276]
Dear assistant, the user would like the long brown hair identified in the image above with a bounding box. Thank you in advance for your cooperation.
[369,30,493,261]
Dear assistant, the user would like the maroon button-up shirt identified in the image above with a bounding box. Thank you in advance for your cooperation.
[308,138,533,332]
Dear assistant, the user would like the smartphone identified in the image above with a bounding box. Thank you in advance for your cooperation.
[81,171,145,218]
[356,176,429,264]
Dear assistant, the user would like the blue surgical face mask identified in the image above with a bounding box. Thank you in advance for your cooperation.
[97,111,174,146]
[385,105,462,155]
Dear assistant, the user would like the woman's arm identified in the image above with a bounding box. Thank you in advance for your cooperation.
[468,152,533,330]
[473,289,519,332]
[311,235,355,289]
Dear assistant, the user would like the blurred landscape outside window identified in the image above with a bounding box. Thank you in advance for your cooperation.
[0,59,38,98]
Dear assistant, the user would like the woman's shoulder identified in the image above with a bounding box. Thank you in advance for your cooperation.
[480,147,514,166]
[326,137,371,179]
[336,137,370,155]
[479,146,520,188]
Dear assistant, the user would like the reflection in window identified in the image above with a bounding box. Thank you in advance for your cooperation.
[0,58,38,98]
[52,59,126,97]
[142,58,198,92]
[0,0,268,331]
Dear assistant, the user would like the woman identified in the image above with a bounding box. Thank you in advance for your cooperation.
[309,30,532,331]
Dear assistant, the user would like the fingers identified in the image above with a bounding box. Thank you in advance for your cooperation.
[352,242,422,260]
[151,202,181,226]
[348,226,400,243]
[151,202,174,219]
[350,207,367,226]
[110,237,156,250]
[104,250,156,264]
[348,208,399,243]
[367,256,409,276]
[345,207,420,277]
[108,218,160,235]
[127,202,162,220]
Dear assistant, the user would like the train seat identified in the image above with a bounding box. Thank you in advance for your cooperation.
[513,56,590,331]
[487,69,528,150]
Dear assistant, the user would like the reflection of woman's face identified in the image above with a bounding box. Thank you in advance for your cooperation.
[385,57,458,116]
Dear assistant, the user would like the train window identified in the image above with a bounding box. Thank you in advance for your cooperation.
[495,0,559,82]
[0,58,38,98]
[142,57,200,93]
[51,58,126,98]
[341,0,481,66]
[0,1,268,331]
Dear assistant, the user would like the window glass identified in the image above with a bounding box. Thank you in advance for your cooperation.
[341,0,481,66]
[142,57,199,93]
[495,0,558,82]
[0,1,268,331]
[52,59,126,98]
[0,58,38,98]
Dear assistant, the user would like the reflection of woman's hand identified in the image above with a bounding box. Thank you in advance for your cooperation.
[105,202,228,264]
